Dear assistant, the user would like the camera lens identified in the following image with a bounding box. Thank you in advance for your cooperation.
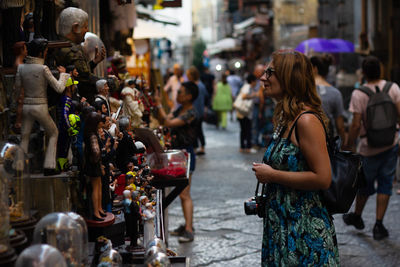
[244,197,257,215]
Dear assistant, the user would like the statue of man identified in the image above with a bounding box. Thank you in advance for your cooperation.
[55,7,106,104]
[15,38,70,176]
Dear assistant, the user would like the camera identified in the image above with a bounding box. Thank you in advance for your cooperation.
[244,195,267,218]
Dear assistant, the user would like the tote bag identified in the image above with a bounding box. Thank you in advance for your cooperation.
[291,111,363,215]
[233,84,253,116]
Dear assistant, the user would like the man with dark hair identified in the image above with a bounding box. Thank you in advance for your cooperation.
[343,56,400,240]
[15,38,70,175]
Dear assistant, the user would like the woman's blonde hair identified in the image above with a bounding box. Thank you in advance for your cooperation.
[271,50,329,130]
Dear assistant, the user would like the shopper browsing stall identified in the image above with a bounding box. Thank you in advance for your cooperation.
[252,50,339,265]
[154,81,199,243]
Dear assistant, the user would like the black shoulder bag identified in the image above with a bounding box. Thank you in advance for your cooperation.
[290,111,363,215]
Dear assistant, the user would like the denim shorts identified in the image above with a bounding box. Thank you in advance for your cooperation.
[358,145,398,196]
[184,146,196,173]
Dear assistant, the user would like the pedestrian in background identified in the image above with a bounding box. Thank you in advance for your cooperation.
[200,66,215,107]
[212,73,232,130]
[164,63,184,110]
[252,50,339,266]
[343,56,400,240]
[187,66,209,155]
[310,54,346,144]
[155,81,199,243]
[252,64,264,148]
[236,74,258,153]
[226,69,243,121]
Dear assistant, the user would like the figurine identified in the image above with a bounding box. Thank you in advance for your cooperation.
[55,7,106,104]
[142,202,155,247]
[122,190,140,249]
[56,78,79,171]
[12,41,27,68]
[115,116,137,172]
[83,111,106,221]
[121,84,143,128]
[15,38,70,175]
[94,79,111,117]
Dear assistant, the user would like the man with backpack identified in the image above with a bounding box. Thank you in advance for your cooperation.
[343,56,400,240]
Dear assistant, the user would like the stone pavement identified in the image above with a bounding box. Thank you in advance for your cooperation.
[166,119,400,267]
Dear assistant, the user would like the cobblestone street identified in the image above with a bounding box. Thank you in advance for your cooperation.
[167,119,400,267]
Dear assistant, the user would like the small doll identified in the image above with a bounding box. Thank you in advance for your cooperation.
[122,190,140,249]
[142,202,156,247]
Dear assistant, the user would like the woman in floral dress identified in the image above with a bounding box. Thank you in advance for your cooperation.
[252,50,339,266]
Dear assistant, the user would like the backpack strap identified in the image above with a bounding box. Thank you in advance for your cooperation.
[357,85,374,97]
[382,81,393,93]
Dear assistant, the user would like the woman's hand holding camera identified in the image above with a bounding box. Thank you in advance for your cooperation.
[252,162,276,183]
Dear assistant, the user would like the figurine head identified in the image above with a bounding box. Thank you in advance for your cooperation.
[123,190,131,199]
[65,78,79,94]
[118,116,130,132]
[96,79,109,97]
[139,196,148,205]
[13,41,27,57]
[66,65,79,78]
[58,7,89,44]
[27,38,49,59]
[83,111,102,137]
[132,191,139,201]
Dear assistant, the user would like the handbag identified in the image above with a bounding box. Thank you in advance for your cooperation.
[233,84,253,115]
[203,108,218,125]
[291,111,363,215]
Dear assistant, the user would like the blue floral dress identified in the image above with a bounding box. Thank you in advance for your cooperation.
[261,137,339,266]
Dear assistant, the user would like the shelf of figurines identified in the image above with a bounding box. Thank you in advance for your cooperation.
[0,138,191,266]
[4,189,188,267]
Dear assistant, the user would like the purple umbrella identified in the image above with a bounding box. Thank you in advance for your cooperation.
[295,38,354,53]
[329,39,355,53]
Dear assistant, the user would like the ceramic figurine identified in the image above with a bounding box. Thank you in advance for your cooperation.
[14,38,70,175]
[116,116,137,172]
[83,111,106,221]
[121,85,144,128]
[142,202,155,247]
[56,78,79,171]
[122,190,140,249]
[55,7,106,104]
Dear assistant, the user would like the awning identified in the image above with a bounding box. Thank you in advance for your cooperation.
[233,14,270,36]
[206,38,241,55]
[133,19,171,39]
[136,5,180,26]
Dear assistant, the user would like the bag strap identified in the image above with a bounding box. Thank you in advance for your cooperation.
[357,85,374,97]
[382,81,393,94]
[287,111,329,147]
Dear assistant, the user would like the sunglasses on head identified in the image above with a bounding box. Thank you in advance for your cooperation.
[263,67,275,79]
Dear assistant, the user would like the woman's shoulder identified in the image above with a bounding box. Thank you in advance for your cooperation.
[294,110,324,129]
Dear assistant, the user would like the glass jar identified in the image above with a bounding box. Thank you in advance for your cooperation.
[0,142,31,224]
[147,150,187,179]
[33,212,84,266]
[15,244,67,267]
[0,142,29,252]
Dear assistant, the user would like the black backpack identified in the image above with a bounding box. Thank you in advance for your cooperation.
[357,82,397,147]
